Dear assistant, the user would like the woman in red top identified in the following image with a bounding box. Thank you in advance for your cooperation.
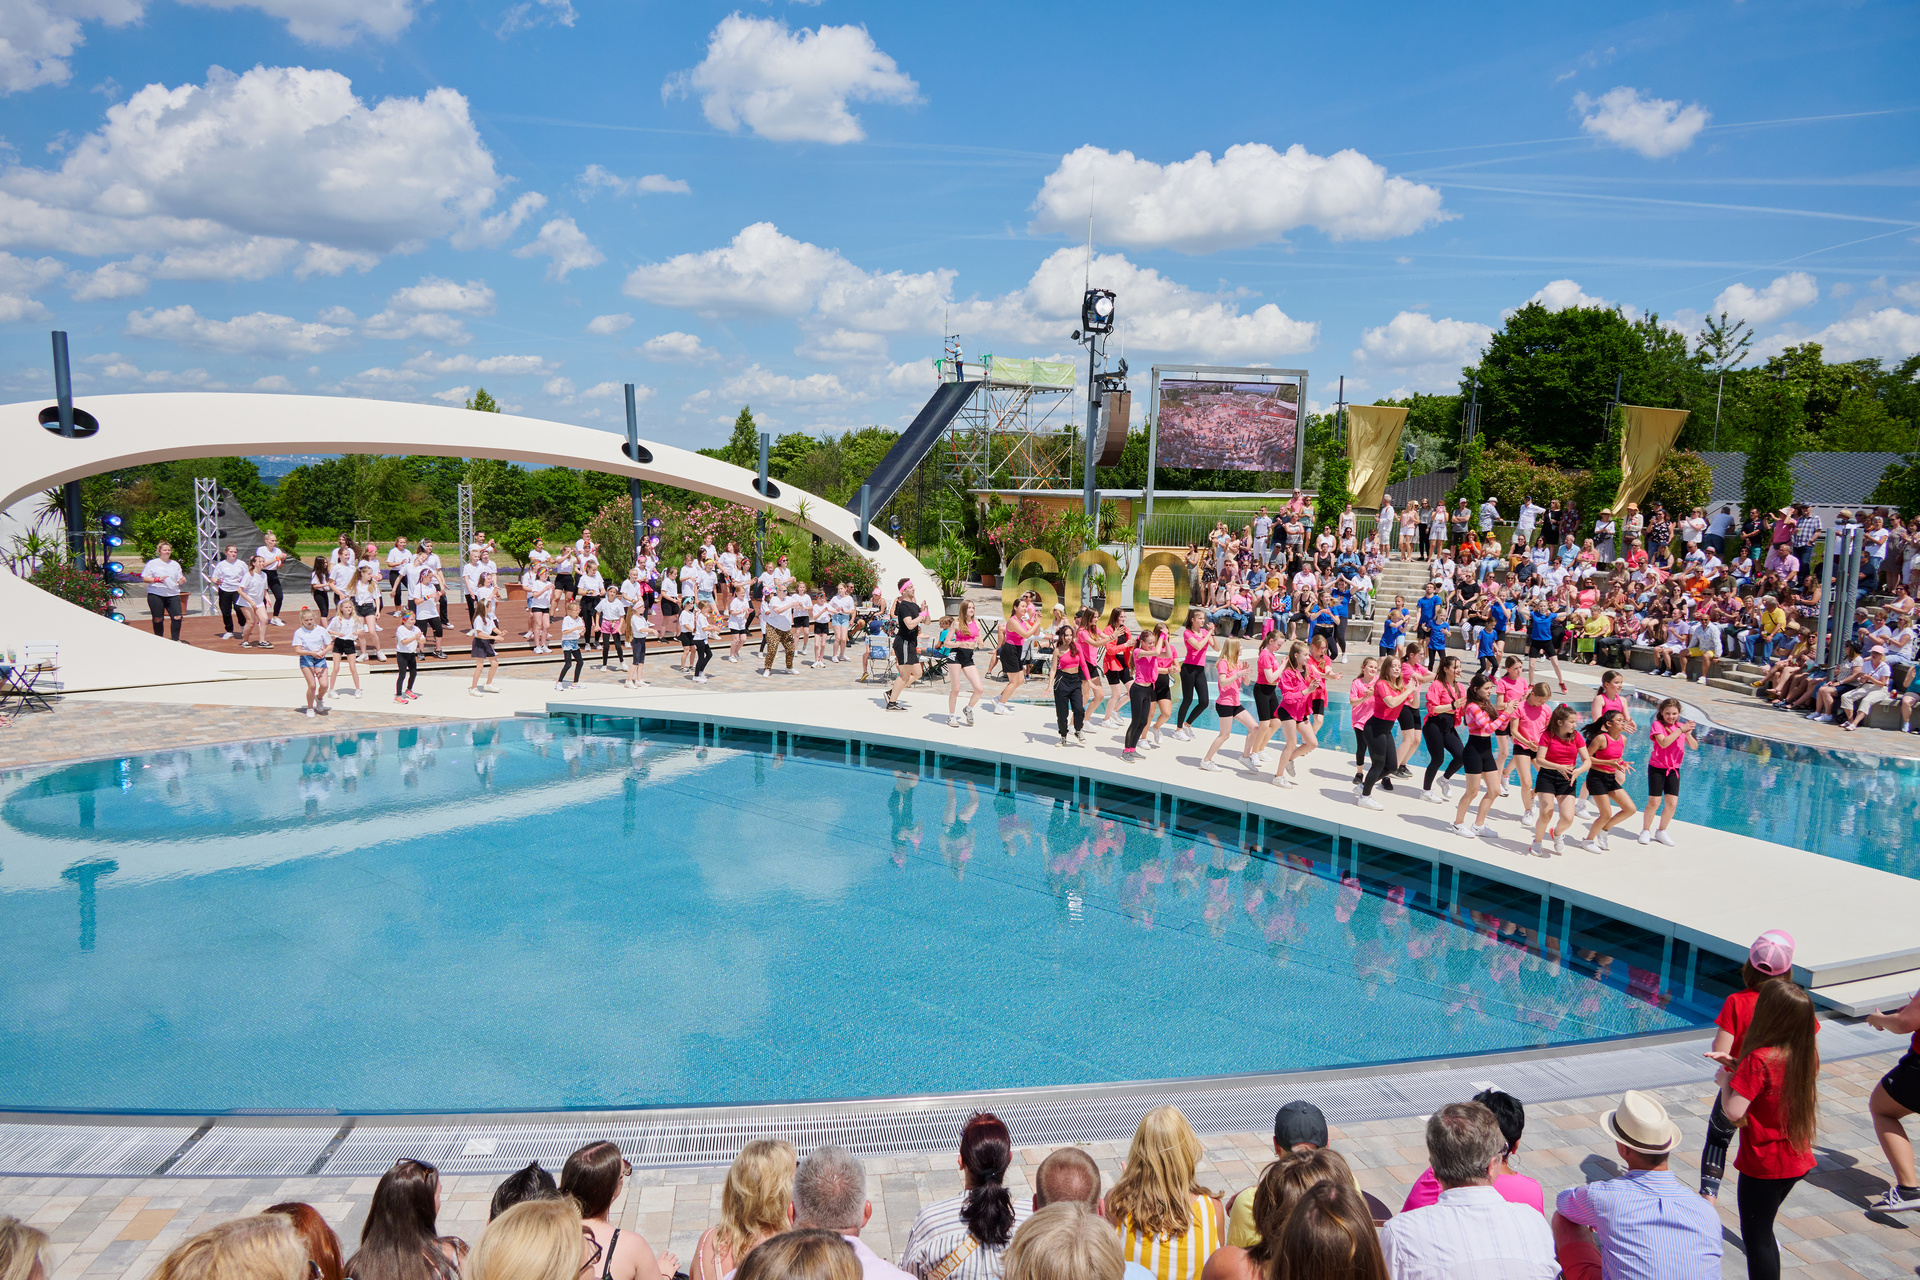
[1200,640,1260,772]
[1575,709,1638,851]
[1050,620,1095,746]
[1449,675,1513,838]
[1272,641,1318,788]
[1419,655,1467,803]
[1529,705,1589,856]
[1717,979,1819,1280]
[1699,931,1798,1200]
[1091,607,1133,728]
[1242,630,1287,769]
[1358,655,1417,809]
[1172,609,1216,741]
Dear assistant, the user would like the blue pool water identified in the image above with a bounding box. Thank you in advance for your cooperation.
[1177,694,1920,881]
[1,718,1716,1114]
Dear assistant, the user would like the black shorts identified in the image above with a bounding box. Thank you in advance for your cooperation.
[1647,765,1681,797]
[1253,684,1278,721]
[1539,770,1576,797]
[1152,673,1172,701]
[1462,736,1497,773]
[356,602,376,617]
[1398,705,1421,732]
[472,638,496,658]
[999,643,1024,672]
[1105,669,1128,685]
[1528,638,1554,657]
[1275,703,1300,722]
[895,638,919,665]
[813,621,830,636]
[1311,696,1327,716]
[661,598,681,617]
[331,638,357,655]
[1586,770,1622,796]
[556,573,577,593]
[1513,744,1537,759]
[1881,1051,1920,1112]
[953,649,974,668]
[1215,700,1244,717]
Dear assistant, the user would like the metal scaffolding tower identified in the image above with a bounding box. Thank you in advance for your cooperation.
[457,483,474,556]
[932,345,1076,535]
[193,478,220,619]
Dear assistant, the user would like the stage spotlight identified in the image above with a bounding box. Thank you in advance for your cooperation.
[1070,330,1081,341]
[1116,358,1129,378]
[1081,289,1116,335]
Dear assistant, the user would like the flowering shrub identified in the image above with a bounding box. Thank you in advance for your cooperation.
[30,558,117,615]
[808,541,880,599]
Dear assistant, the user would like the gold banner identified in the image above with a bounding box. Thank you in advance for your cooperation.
[1002,548,1059,620]
[1346,404,1410,511]
[1612,405,1691,516]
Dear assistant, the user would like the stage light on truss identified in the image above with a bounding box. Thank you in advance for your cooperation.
[1081,289,1116,335]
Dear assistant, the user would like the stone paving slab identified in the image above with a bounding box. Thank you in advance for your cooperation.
[4,1051,1911,1280]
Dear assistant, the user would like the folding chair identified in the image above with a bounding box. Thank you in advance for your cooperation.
[4,644,62,713]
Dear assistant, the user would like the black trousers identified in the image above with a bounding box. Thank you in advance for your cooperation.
[218,588,239,633]
[1422,713,1465,790]
[1312,622,1342,660]
[1361,716,1399,796]
[1699,1095,1736,1191]
[1418,525,1430,558]
[1176,661,1209,728]
[559,646,585,682]
[148,593,183,640]
[599,630,624,664]
[395,652,418,695]
[312,588,332,617]
[264,569,283,617]
[693,638,712,676]
[464,593,480,626]
[1124,682,1154,749]
[1737,1172,1803,1280]
[1054,675,1086,737]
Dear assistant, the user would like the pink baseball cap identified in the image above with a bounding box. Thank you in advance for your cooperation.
[1749,929,1796,976]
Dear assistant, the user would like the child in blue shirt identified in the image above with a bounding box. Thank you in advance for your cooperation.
[859,614,888,681]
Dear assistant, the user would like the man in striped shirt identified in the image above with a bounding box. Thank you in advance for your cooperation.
[1551,1091,1721,1280]
[1378,1103,1558,1280]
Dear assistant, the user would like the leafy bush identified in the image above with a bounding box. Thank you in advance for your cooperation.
[31,558,117,615]
[1645,450,1714,516]
[132,509,196,558]
[498,517,546,569]
[1476,441,1585,512]
[1314,452,1354,527]
[1871,454,1920,519]
[808,540,880,599]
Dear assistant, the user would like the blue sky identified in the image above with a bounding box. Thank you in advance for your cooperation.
[2,0,1916,446]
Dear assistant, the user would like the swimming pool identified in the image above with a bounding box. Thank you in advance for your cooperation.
[1174,694,1920,881]
[0,718,1711,1114]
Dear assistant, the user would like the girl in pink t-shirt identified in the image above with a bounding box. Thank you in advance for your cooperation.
[1507,681,1553,812]
[1576,708,1637,851]
[1242,630,1287,767]
[1121,625,1173,758]
[1172,609,1216,741]
[1348,656,1380,787]
[1272,641,1319,787]
[1494,655,1530,787]
[1200,640,1260,772]
[1639,696,1698,846]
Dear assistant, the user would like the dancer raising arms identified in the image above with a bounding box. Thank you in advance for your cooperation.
[989,595,1037,715]
[1200,640,1259,772]
[1121,625,1171,760]
[1420,655,1468,803]
[1172,609,1215,741]
[945,601,986,727]
[1272,641,1319,787]
[1357,655,1417,810]
[1092,607,1133,725]
[1575,710,1637,851]
[1051,621,1093,747]
[1639,697,1697,846]
[1530,705,1590,856]
[1348,656,1380,787]
[1450,676,1514,837]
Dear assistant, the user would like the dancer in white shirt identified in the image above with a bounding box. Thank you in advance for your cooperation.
[326,600,363,698]
[292,607,331,716]
[238,556,272,649]
[141,541,187,642]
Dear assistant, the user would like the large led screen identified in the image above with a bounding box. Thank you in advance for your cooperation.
[1157,379,1299,471]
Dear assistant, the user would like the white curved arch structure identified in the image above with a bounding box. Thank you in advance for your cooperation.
[1,392,935,691]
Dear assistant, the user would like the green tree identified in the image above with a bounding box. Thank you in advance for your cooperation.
[497,517,546,569]
[1741,380,1805,517]
[768,431,817,482]
[705,406,761,469]
[465,388,500,413]
[1693,313,1754,450]
[1870,454,1920,519]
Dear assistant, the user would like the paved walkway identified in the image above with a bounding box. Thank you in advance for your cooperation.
[5,1050,1912,1280]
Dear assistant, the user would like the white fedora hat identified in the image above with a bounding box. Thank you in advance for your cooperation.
[1602,1089,1681,1156]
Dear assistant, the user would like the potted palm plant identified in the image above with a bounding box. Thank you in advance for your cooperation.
[933,534,971,615]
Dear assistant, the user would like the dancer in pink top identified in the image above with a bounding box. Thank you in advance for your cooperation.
[1199,641,1260,772]
[1575,709,1637,851]
[945,600,986,727]
[1271,641,1319,787]
[1171,610,1215,741]
[1450,675,1516,838]
[1241,630,1287,769]
[1638,696,1698,846]
[1347,657,1380,788]
[1121,626,1172,760]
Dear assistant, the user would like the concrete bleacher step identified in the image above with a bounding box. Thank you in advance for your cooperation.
[1706,677,1758,695]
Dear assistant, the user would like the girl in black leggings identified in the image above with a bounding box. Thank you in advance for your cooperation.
[1120,627,1169,759]
[1358,656,1416,809]
[1420,655,1468,801]
[1715,979,1819,1280]
[1173,609,1214,739]
[1052,623,1090,746]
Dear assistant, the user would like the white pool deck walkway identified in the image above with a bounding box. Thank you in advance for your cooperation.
[538,683,1920,1020]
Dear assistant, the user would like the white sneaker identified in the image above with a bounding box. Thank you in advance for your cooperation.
[1146,733,1161,749]
[554,682,566,690]
[963,705,974,726]
[1655,830,1676,847]
[1200,759,1222,772]
[692,674,707,683]
[1552,835,1565,855]
[268,618,285,626]
[303,706,315,717]
[760,669,770,677]
[1530,840,1549,856]
[1476,825,1498,839]
[1277,772,1298,788]
[469,688,485,697]
[1091,714,1107,726]
[1439,778,1452,801]
[1357,795,1385,811]
[1598,832,1612,851]
[1453,822,1476,838]
[1074,731,1086,746]
[1423,788,1443,804]
[1638,829,1654,845]
[949,715,965,728]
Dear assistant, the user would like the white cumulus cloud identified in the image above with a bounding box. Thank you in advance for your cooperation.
[0,65,506,277]
[252,374,295,391]
[405,350,557,376]
[513,215,603,280]
[576,164,690,197]
[124,303,355,356]
[1351,311,1490,395]
[359,310,470,343]
[1712,272,1817,327]
[1507,279,1633,318]
[638,331,720,363]
[664,13,919,144]
[720,363,849,404]
[1773,308,1920,363]
[451,191,545,251]
[585,312,633,335]
[1030,143,1450,253]
[796,327,888,364]
[387,275,496,314]
[0,248,68,315]
[431,385,470,403]
[1575,86,1710,159]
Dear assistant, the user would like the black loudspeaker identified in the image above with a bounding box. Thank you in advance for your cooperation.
[1096,390,1131,467]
